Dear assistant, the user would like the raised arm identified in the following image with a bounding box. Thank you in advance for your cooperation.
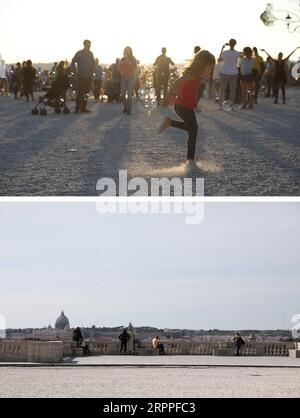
[260,49,275,61]
[219,44,227,60]
[284,47,300,61]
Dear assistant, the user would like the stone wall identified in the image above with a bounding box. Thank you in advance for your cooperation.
[0,341,63,363]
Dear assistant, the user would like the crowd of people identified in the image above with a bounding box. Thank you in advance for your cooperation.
[3,39,298,109]
[1,39,299,162]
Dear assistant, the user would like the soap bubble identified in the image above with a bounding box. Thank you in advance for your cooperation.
[222,100,233,111]
[292,62,300,80]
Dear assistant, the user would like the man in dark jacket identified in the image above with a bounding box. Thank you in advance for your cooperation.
[23,60,36,102]
[153,48,175,104]
[73,327,84,347]
[119,329,130,354]
[234,333,245,356]
[71,40,95,113]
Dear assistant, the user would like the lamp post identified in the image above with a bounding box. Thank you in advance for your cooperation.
[285,13,300,33]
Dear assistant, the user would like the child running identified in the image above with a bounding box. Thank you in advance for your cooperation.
[158,50,215,162]
[238,47,255,110]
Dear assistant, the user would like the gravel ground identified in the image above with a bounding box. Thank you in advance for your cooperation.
[0,89,299,197]
[1,366,300,398]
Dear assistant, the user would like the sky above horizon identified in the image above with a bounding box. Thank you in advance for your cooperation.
[0,202,299,331]
[0,0,300,64]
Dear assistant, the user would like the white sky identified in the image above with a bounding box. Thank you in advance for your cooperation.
[0,203,299,330]
[0,0,300,64]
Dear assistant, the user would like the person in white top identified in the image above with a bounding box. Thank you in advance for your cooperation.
[219,39,241,108]
[0,59,9,97]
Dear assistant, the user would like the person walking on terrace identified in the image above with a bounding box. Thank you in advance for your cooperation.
[71,39,95,113]
[153,47,175,105]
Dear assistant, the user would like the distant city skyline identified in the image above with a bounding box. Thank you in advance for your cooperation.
[1,0,300,64]
[0,202,299,330]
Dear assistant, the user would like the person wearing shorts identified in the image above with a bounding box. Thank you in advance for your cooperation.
[239,47,255,109]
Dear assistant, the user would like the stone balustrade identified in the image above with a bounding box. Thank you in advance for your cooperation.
[1,339,297,363]
[0,340,63,363]
[242,342,294,357]
[85,340,296,357]
[85,341,121,355]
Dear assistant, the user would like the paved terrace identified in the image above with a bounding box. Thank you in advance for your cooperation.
[1,357,300,398]
[0,90,299,196]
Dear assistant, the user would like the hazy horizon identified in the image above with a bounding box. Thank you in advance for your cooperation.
[0,203,299,331]
[1,0,300,64]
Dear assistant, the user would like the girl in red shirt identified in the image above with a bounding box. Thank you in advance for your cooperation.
[159,50,215,162]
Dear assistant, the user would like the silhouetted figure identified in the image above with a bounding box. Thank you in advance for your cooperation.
[72,40,95,113]
[12,62,22,99]
[252,47,265,103]
[263,57,275,97]
[119,329,130,354]
[261,47,300,104]
[153,48,175,104]
[73,327,84,347]
[93,58,103,100]
[118,47,138,115]
[108,58,121,102]
[23,60,36,102]
[234,333,245,356]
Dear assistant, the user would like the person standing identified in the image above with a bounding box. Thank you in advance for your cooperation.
[252,47,265,103]
[234,333,245,357]
[93,58,104,101]
[213,58,222,99]
[238,47,255,110]
[0,60,9,97]
[152,336,165,356]
[219,39,241,109]
[263,57,275,97]
[261,47,300,104]
[12,62,23,99]
[71,40,95,113]
[153,48,175,105]
[108,58,121,102]
[127,324,136,355]
[22,60,36,102]
[73,327,84,347]
[119,329,130,354]
[118,47,138,115]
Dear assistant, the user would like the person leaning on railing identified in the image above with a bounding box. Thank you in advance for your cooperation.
[152,336,165,356]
